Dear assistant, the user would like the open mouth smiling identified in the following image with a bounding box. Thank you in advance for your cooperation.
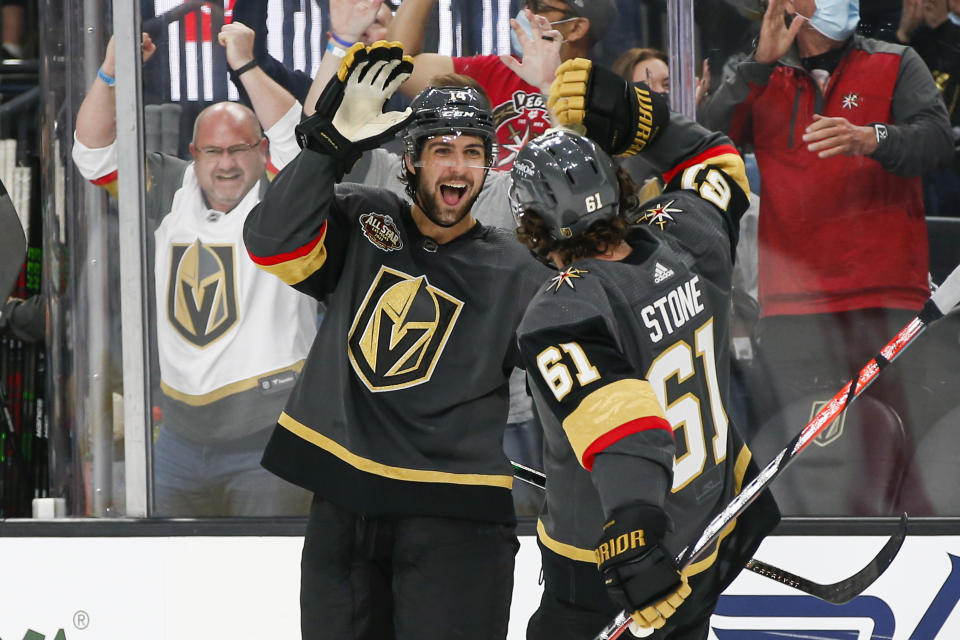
[439,182,468,206]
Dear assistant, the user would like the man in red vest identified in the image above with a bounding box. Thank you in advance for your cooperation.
[698,0,954,481]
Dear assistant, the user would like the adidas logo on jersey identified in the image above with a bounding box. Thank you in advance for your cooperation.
[654,262,674,284]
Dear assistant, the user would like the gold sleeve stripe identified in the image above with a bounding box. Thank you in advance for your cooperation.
[90,156,161,200]
[562,378,669,470]
[662,145,750,199]
[537,518,597,564]
[91,170,119,198]
[247,222,328,285]
[702,152,751,198]
[683,444,753,577]
[160,361,305,406]
[278,412,514,489]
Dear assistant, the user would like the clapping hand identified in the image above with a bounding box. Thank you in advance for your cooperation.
[754,0,805,65]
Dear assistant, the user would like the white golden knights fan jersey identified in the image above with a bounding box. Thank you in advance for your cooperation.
[244,149,549,524]
[517,117,779,615]
[72,106,318,444]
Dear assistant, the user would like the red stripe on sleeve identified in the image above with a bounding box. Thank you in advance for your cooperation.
[247,221,327,266]
[91,170,118,186]
[266,156,279,176]
[581,415,673,471]
[661,144,740,186]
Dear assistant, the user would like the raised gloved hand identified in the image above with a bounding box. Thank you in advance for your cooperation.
[595,502,691,631]
[548,59,669,157]
[295,41,414,177]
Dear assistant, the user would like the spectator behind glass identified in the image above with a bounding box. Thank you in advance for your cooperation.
[610,47,713,198]
[612,47,671,93]
[387,0,617,169]
[1,0,26,59]
[229,0,395,107]
[697,0,954,478]
[70,25,317,517]
[896,0,960,217]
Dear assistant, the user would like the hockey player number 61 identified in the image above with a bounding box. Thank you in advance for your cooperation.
[647,319,729,491]
[681,164,731,212]
[536,319,729,491]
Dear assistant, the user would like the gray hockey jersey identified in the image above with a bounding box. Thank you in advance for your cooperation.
[245,149,550,524]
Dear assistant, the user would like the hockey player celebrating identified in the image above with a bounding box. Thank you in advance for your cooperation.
[243,42,549,639]
[512,62,781,639]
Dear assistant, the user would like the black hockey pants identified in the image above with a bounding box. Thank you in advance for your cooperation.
[301,494,519,640]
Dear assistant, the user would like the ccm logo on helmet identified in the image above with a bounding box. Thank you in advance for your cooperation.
[514,159,536,179]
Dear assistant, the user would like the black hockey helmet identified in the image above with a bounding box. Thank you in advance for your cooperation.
[510,129,620,240]
[403,86,498,167]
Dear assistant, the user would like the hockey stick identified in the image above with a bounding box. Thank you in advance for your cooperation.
[590,262,960,639]
[511,461,906,605]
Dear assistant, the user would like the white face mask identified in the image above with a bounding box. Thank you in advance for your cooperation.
[808,0,860,41]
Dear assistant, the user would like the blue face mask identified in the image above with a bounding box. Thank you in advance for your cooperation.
[949,12,960,26]
[511,10,534,55]
[808,0,859,41]
[510,10,574,56]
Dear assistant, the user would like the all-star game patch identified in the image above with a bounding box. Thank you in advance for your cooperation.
[360,212,403,252]
[638,200,683,230]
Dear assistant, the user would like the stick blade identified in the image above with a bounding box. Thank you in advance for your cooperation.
[746,513,907,605]
[0,183,26,300]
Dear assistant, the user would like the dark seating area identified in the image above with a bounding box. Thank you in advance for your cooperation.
[750,393,908,516]
[900,405,960,516]
[743,216,960,517]
[927,217,960,285]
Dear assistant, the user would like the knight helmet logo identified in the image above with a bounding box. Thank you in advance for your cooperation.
[167,239,238,347]
[811,399,846,447]
[347,266,463,391]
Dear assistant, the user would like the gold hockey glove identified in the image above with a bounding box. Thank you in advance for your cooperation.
[549,59,669,157]
[296,41,414,178]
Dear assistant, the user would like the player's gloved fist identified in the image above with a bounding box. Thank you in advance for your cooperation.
[595,502,690,631]
[548,59,669,157]
[296,41,414,178]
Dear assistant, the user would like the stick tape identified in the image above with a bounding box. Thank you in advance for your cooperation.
[931,262,960,316]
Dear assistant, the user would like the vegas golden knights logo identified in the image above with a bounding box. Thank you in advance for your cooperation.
[811,399,846,447]
[347,266,463,392]
[167,240,239,347]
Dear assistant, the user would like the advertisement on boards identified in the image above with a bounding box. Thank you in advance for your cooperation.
[1,535,959,639]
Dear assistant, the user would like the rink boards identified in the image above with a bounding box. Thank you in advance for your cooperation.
[0,531,958,640]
